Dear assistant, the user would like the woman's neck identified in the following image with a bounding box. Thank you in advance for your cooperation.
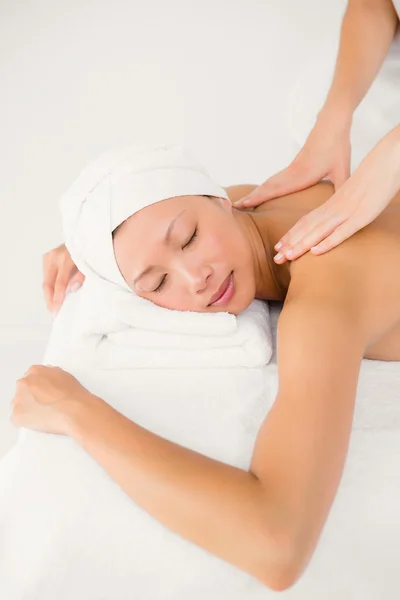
[232,208,289,301]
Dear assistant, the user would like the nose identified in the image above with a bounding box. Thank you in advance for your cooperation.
[177,261,212,295]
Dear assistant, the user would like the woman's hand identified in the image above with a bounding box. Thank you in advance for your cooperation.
[10,365,95,436]
[234,109,352,208]
[272,125,400,262]
[42,244,85,316]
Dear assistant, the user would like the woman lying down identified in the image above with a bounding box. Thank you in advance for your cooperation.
[13,144,400,592]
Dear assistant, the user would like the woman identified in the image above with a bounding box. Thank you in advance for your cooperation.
[236,0,400,261]
[12,179,400,591]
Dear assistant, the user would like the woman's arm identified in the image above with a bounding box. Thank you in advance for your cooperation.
[64,253,368,591]
[68,389,281,588]
[322,0,398,120]
[250,284,366,586]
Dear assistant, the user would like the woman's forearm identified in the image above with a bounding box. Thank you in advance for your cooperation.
[322,0,398,120]
[67,394,287,588]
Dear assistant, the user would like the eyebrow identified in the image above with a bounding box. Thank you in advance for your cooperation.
[133,209,188,286]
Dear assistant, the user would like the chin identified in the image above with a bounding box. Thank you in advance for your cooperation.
[234,298,254,315]
[230,287,255,315]
[209,297,253,316]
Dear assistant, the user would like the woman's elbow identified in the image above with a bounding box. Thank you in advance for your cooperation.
[258,557,302,593]
[256,530,304,592]
[260,565,301,593]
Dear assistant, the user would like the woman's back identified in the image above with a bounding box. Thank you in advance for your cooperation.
[232,181,400,361]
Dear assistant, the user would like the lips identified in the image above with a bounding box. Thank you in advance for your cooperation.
[209,272,232,306]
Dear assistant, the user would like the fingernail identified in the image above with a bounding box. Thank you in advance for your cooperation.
[310,245,321,253]
[286,249,294,258]
[68,281,82,293]
[275,241,283,251]
[274,253,283,261]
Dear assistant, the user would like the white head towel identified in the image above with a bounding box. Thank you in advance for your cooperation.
[60,144,230,291]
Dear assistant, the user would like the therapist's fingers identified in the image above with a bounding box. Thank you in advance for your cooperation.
[272,200,346,262]
[310,220,359,254]
[274,206,327,252]
[274,215,345,263]
[234,160,320,208]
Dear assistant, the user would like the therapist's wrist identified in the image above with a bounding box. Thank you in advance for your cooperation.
[317,96,354,132]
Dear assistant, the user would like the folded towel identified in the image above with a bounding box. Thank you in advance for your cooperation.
[45,276,273,370]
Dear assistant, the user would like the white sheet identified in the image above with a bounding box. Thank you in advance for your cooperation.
[1,292,400,599]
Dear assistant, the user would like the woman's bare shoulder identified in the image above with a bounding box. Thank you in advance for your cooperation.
[287,217,400,350]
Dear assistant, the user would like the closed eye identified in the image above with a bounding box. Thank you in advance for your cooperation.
[183,226,198,249]
[153,227,198,293]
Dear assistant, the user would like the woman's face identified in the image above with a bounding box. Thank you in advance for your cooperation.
[112,195,256,315]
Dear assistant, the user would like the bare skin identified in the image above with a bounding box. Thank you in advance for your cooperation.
[112,181,400,361]
[226,181,400,361]
[109,181,400,588]
[38,181,400,591]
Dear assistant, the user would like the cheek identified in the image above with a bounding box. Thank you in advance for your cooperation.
[205,225,234,256]
[206,237,225,257]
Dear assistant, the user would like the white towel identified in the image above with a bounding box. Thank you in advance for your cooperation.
[2,288,278,600]
[47,276,273,370]
[59,143,230,289]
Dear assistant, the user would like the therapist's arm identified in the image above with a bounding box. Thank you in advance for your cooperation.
[234,0,399,210]
[322,0,398,121]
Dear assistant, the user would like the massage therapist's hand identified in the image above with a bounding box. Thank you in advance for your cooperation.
[9,365,96,436]
[42,243,85,316]
[234,108,352,209]
[270,124,400,262]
